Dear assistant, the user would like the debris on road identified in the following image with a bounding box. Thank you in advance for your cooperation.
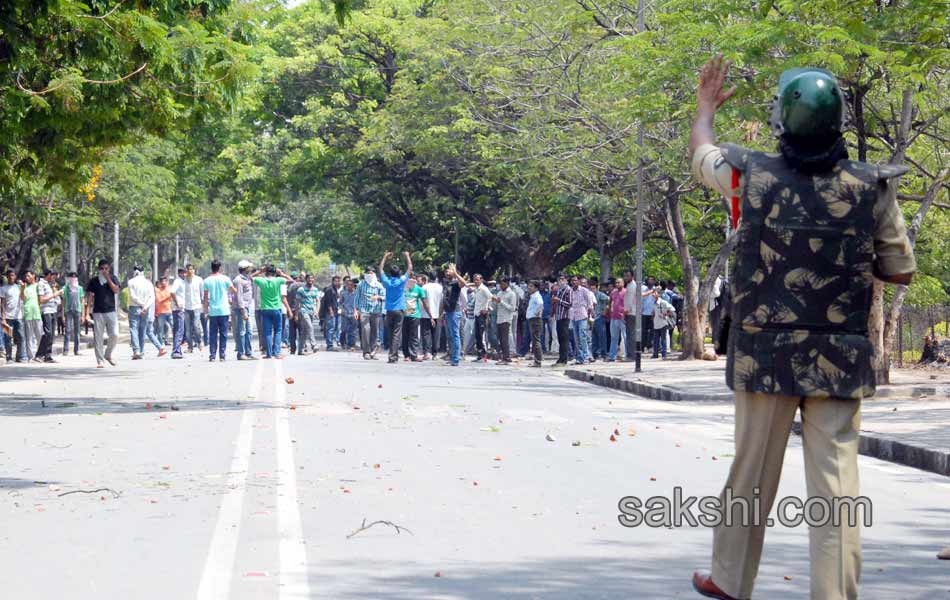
[938,547,950,560]
[571,441,581,447]
[434,571,442,578]
[58,488,121,499]
[285,377,295,384]
[609,434,617,442]
[545,433,556,442]
[346,517,413,539]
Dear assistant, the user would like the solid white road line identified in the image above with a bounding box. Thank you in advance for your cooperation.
[274,359,311,599]
[196,361,263,600]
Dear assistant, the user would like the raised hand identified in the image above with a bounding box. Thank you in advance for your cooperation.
[697,54,737,112]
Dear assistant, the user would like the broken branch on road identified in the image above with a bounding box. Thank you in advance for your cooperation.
[58,488,121,499]
[346,518,413,539]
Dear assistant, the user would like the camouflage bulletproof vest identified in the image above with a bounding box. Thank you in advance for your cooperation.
[718,144,905,400]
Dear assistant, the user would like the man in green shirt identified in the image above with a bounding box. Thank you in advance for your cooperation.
[401,277,426,361]
[251,265,293,359]
[20,271,42,361]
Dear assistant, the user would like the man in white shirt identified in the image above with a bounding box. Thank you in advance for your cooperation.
[1,269,25,362]
[182,263,203,352]
[36,270,63,362]
[127,266,165,359]
[472,274,493,361]
[622,270,638,361]
[420,273,443,360]
[168,268,187,358]
[524,280,544,367]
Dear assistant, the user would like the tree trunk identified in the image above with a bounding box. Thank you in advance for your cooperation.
[599,253,614,283]
[665,193,703,358]
[868,279,888,384]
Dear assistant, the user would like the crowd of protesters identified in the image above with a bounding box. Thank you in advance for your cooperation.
[0,252,726,369]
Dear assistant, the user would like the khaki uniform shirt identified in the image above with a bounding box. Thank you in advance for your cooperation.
[691,143,916,277]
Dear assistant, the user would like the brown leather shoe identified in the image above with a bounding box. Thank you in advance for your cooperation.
[692,571,743,600]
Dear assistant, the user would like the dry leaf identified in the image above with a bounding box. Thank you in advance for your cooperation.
[285,377,295,384]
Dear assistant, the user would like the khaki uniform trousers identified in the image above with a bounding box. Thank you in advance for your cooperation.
[711,390,861,600]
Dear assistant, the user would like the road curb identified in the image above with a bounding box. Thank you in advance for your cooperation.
[564,368,734,402]
[567,368,950,478]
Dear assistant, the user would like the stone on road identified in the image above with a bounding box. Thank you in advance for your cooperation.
[0,352,946,599]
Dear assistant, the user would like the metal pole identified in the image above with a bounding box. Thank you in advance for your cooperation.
[454,224,460,266]
[113,220,120,333]
[175,234,180,274]
[633,0,645,373]
[153,243,159,281]
[69,226,77,273]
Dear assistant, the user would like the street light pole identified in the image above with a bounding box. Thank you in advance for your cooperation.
[69,226,77,273]
[633,0,646,373]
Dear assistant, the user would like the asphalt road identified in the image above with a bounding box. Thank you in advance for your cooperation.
[0,349,947,599]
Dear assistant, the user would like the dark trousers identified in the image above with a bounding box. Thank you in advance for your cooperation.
[208,315,228,359]
[420,317,440,356]
[63,311,81,354]
[359,313,381,356]
[172,310,185,356]
[402,316,419,359]
[641,314,654,350]
[3,318,24,361]
[288,313,299,354]
[498,321,511,362]
[38,313,56,358]
[556,318,570,364]
[474,314,488,358]
[385,310,404,362]
[528,318,542,364]
[624,315,637,359]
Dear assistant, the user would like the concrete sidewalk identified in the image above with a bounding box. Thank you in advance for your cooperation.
[564,358,950,477]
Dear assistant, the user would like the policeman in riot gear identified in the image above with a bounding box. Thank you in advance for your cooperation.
[688,55,915,600]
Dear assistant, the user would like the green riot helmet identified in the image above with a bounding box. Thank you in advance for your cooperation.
[768,68,845,141]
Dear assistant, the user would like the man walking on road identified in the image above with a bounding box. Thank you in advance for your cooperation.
[84,259,121,368]
[492,277,518,364]
[689,56,916,600]
[203,260,235,362]
[128,266,164,359]
[379,251,412,364]
[355,267,385,360]
[36,270,63,363]
[622,270,637,361]
[169,268,187,359]
[182,264,203,353]
[568,275,593,365]
[296,274,321,355]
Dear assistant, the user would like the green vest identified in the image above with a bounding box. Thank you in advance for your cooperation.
[719,144,906,400]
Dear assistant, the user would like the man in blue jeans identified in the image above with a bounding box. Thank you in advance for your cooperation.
[127,265,165,359]
[203,259,236,362]
[440,263,466,366]
[251,265,293,359]
[232,260,256,360]
[568,275,593,365]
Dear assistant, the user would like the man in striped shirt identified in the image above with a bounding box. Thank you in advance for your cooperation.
[354,267,385,360]
[550,275,572,366]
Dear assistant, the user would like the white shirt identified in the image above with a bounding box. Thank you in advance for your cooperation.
[526,290,543,319]
[169,277,186,310]
[473,283,493,315]
[708,276,722,311]
[280,283,287,314]
[623,280,638,314]
[422,282,443,319]
[127,274,155,309]
[2,283,23,319]
[38,279,61,315]
[183,275,203,310]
